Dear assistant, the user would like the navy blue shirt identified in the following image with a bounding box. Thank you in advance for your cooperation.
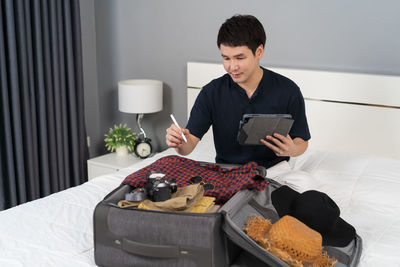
[186,67,311,168]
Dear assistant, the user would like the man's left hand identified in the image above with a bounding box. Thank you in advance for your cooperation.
[260,133,296,157]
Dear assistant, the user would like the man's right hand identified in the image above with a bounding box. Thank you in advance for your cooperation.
[165,124,199,155]
[165,124,189,148]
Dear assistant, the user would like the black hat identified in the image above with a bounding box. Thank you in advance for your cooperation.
[271,185,355,247]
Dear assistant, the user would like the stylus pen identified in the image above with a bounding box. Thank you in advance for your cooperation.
[170,114,187,143]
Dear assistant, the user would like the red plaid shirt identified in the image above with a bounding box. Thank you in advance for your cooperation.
[122,155,267,204]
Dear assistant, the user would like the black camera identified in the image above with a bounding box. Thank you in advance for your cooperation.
[124,172,177,202]
[144,172,177,202]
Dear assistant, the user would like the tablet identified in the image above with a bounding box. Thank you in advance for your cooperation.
[237,114,294,145]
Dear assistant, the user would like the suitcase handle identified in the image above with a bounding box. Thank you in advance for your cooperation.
[121,238,181,258]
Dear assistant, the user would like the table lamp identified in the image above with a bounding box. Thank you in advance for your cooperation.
[118,79,163,158]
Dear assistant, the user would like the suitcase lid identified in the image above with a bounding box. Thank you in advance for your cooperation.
[219,179,362,267]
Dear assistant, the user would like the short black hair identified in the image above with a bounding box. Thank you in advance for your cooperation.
[217,15,266,55]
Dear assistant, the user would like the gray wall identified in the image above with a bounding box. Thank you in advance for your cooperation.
[82,0,400,157]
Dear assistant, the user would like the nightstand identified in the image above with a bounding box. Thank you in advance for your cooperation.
[87,153,141,180]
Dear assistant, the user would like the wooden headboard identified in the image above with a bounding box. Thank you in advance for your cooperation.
[187,62,400,159]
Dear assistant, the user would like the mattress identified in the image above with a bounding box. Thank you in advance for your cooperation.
[0,138,399,266]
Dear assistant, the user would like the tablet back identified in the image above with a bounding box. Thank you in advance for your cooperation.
[237,114,294,145]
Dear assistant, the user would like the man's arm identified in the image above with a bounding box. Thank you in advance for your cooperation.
[260,133,308,157]
[165,124,200,156]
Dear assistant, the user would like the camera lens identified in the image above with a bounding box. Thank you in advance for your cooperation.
[167,178,178,193]
[153,186,171,202]
[203,183,215,191]
[190,176,203,184]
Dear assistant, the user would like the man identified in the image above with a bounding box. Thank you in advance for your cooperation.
[166,15,310,168]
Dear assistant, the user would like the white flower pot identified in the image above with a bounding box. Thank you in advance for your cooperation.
[116,146,128,157]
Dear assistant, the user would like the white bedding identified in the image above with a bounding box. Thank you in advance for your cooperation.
[289,150,400,266]
[0,138,399,266]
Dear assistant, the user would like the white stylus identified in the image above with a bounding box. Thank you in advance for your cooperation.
[170,114,187,143]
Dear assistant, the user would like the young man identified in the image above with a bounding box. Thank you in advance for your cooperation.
[166,15,310,168]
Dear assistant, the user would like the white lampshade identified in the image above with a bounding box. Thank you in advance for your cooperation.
[118,79,163,114]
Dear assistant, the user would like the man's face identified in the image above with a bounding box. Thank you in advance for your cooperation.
[220,44,264,85]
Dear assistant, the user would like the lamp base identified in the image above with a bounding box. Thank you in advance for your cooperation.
[136,113,147,139]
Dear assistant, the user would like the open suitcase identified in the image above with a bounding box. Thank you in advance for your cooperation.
[94,163,362,267]
[219,179,363,267]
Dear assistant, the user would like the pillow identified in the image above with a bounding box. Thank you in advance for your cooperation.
[266,160,292,178]
[273,170,319,193]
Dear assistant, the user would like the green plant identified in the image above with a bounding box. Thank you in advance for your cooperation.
[104,124,137,152]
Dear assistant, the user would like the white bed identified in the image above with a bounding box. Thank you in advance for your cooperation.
[1,62,400,266]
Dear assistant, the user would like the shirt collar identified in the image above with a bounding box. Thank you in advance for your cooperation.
[231,67,267,101]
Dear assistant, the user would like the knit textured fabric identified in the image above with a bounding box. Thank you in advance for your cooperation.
[244,214,338,267]
[122,155,267,204]
[269,215,322,262]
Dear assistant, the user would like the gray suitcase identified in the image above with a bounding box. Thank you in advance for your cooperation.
[94,165,362,267]
[94,183,228,267]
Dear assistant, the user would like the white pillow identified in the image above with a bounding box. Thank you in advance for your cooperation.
[266,160,292,177]
[272,170,319,193]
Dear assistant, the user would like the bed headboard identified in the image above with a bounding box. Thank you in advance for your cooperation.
[187,62,400,160]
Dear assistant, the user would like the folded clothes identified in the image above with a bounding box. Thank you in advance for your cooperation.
[118,184,216,213]
[139,196,215,213]
[186,197,215,213]
[122,155,266,204]
[118,199,140,208]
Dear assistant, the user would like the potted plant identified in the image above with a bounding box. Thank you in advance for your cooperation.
[104,124,137,156]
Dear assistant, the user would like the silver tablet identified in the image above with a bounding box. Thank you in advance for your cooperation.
[237,114,294,145]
